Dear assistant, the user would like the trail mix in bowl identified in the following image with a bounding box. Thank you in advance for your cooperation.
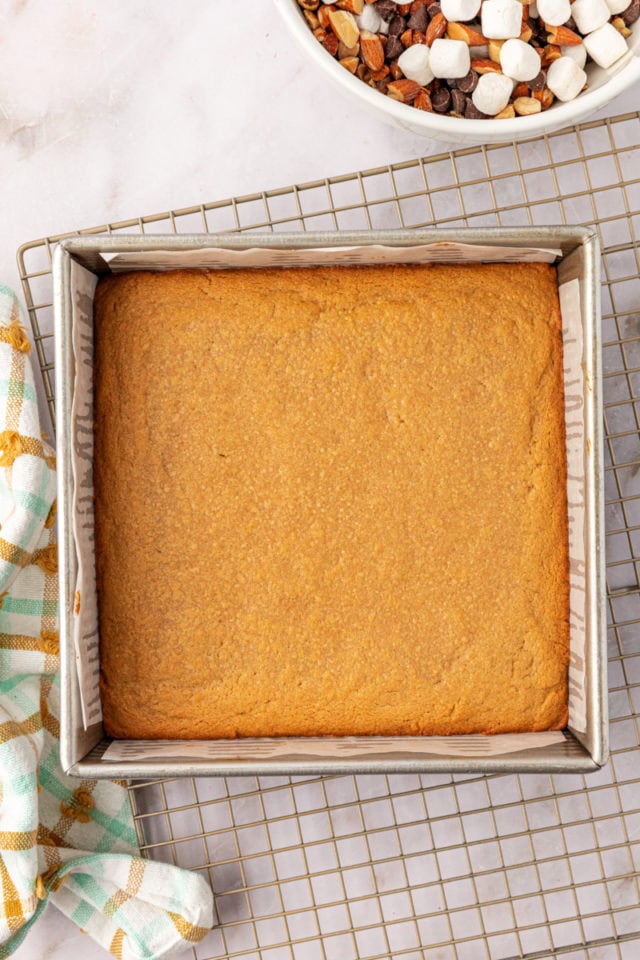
[296,0,638,118]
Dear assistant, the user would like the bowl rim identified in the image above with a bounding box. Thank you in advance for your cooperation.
[274,0,640,138]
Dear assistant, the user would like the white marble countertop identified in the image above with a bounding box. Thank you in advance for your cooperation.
[4,2,638,958]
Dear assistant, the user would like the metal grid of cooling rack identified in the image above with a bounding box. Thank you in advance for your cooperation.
[17,111,640,960]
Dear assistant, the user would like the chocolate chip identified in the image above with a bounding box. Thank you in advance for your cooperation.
[427,2,442,17]
[384,34,404,59]
[457,69,478,93]
[408,5,429,30]
[465,99,489,119]
[529,71,546,91]
[388,14,407,35]
[565,15,577,29]
[375,0,399,21]
[432,87,452,112]
[530,17,547,40]
[622,0,640,24]
[451,88,467,113]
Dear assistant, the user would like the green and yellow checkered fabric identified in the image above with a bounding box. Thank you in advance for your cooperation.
[0,286,213,958]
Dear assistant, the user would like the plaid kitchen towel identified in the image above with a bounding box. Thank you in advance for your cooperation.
[0,285,214,959]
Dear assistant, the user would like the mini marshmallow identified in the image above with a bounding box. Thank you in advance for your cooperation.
[358,3,383,33]
[429,38,472,78]
[472,71,514,114]
[398,44,435,86]
[546,55,587,100]
[571,0,610,34]
[500,38,542,80]
[583,21,629,66]
[481,0,523,39]
[561,42,588,68]
[605,0,632,13]
[536,0,572,24]
[441,0,482,22]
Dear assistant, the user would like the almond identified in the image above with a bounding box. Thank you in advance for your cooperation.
[336,0,365,11]
[401,27,414,46]
[541,43,562,65]
[415,89,434,111]
[390,60,403,79]
[322,31,340,55]
[533,86,554,109]
[447,21,488,44]
[495,104,516,118]
[612,15,632,35]
[318,5,335,28]
[370,64,391,79]
[514,95,542,114]
[386,78,423,101]
[360,30,385,69]
[488,38,505,61]
[512,81,530,97]
[303,10,320,29]
[338,39,360,57]
[339,55,359,72]
[327,8,360,46]
[426,11,448,44]
[297,0,320,9]
[471,57,503,73]
[520,21,533,41]
[546,24,582,44]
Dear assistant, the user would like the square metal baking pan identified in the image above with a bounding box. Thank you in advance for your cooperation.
[54,228,606,778]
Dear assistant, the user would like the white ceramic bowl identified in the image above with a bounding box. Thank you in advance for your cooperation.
[275,0,640,144]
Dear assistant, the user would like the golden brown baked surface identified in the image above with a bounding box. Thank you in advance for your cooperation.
[95,263,569,739]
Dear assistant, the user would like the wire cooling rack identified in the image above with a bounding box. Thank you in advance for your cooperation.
[17,111,640,960]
